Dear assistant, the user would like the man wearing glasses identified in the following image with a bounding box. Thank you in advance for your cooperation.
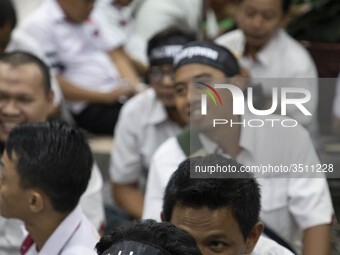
[109,29,194,219]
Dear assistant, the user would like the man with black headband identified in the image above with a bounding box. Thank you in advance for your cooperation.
[143,41,333,255]
[109,29,194,218]
[215,0,317,129]
[95,220,202,255]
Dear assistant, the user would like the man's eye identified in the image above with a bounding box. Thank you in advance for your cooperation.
[209,241,228,252]
[174,86,187,95]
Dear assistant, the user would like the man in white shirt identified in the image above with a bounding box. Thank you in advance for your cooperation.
[161,154,294,255]
[143,41,333,255]
[0,121,99,255]
[0,51,104,255]
[215,0,318,128]
[110,29,193,218]
[19,0,139,134]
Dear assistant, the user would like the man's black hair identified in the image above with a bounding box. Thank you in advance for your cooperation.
[0,51,51,96]
[239,0,291,13]
[96,219,202,255]
[0,0,17,28]
[163,154,261,240]
[5,121,93,213]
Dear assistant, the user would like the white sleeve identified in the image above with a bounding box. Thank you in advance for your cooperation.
[287,130,333,230]
[110,106,142,184]
[142,155,165,221]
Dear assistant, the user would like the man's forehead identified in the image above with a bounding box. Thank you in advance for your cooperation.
[0,62,44,89]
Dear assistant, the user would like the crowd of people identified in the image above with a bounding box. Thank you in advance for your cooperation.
[0,0,338,255]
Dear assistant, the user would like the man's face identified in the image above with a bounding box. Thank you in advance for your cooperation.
[59,0,95,23]
[170,206,254,255]
[148,65,176,108]
[0,63,53,142]
[0,151,30,219]
[237,0,283,49]
[174,64,226,131]
[0,22,13,54]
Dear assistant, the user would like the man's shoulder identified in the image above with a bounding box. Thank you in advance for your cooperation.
[252,236,294,255]
[215,29,244,58]
[119,89,158,121]
[153,135,184,160]
[277,30,316,74]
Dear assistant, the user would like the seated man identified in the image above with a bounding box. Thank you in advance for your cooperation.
[143,41,333,255]
[0,51,104,254]
[19,0,139,134]
[215,0,318,128]
[162,154,294,255]
[110,29,193,218]
[95,219,202,255]
[0,121,99,254]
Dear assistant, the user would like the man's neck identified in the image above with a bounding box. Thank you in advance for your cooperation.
[166,107,186,128]
[204,115,241,159]
[25,211,69,251]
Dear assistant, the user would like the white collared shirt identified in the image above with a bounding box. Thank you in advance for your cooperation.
[215,29,318,128]
[25,206,99,255]
[19,0,124,114]
[110,88,182,186]
[143,114,333,254]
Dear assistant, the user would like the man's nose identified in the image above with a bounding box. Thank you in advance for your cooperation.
[1,100,21,116]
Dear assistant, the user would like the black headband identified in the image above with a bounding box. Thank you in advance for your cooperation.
[174,41,240,77]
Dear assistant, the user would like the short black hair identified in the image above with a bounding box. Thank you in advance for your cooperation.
[5,121,93,213]
[96,219,202,255]
[0,0,17,28]
[163,154,261,240]
[0,51,51,96]
[239,0,291,13]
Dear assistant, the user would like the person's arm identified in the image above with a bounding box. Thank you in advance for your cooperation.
[109,47,140,87]
[112,182,144,218]
[56,75,135,104]
[332,117,340,136]
[303,224,331,255]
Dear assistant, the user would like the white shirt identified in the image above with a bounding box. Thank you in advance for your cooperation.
[215,29,318,127]
[20,0,124,114]
[93,0,147,65]
[135,0,202,40]
[110,88,182,186]
[332,73,340,118]
[5,29,63,107]
[252,236,293,255]
[25,206,99,255]
[143,114,333,254]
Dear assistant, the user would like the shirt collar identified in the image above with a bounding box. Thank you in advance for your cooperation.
[147,89,171,125]
[37,206,83,254]
[48,0,68,23]
[242,29,282,67]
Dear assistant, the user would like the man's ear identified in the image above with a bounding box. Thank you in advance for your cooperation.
[244,222,264,254]
[160,211,166,222]
[28,191,45,213]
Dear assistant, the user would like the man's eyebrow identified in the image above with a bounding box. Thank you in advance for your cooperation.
[193,73,213,79]
[174,81,186,87]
